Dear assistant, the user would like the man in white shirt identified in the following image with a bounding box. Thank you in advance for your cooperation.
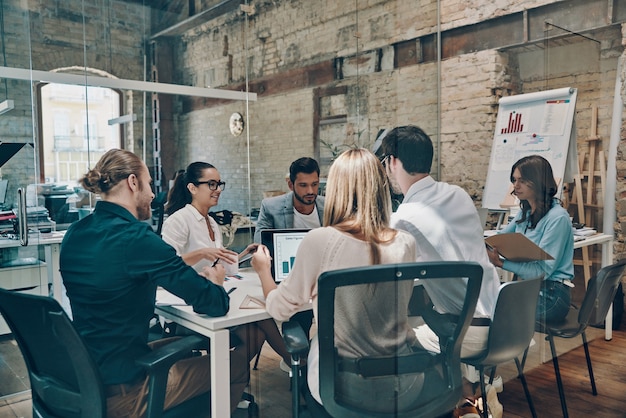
[253,157,325,242]
[379,125,500,370]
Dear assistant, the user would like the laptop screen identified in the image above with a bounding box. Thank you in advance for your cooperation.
[260,229,310,282]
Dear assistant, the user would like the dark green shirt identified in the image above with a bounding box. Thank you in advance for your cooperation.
[60,200,229,385]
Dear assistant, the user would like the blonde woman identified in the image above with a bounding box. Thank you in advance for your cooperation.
[251,148,420,414]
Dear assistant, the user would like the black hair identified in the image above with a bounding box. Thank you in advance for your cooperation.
[289,157,320,183]
[165,161,216,215]
[379,125,433,174]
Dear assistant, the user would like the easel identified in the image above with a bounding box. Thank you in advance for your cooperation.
[568,105,606,285]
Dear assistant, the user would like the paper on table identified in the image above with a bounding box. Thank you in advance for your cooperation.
[485,232,554,262]
[155,289,187,306]
[240,295,266,309]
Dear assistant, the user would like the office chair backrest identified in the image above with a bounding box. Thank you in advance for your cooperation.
[478,277,543,366]
[579,259,626,328]
[0,289,105,418]
[317,261,483,418]
[151,191,168,236]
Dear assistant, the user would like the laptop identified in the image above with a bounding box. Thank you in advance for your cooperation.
[260,228,310,282]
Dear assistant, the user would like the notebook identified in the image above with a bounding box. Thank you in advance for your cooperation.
[260,228,310,282]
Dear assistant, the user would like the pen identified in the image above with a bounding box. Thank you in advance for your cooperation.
[227,287,237,295]
[211,258,220,268]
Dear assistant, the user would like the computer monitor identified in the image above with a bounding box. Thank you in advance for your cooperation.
[260,228,310,282]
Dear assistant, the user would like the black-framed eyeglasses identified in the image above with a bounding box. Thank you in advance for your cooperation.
[195,180,226,191]
[379,154,390,167]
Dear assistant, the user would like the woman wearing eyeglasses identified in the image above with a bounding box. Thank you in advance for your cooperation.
[162,161,292,368]
[163,162,254,269]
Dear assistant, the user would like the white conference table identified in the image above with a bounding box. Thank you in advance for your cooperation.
[155,268,278,418]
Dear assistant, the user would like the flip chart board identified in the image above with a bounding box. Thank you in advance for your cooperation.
[483,87,578,210]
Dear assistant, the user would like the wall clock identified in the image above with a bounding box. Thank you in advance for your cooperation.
[229,112,244,136]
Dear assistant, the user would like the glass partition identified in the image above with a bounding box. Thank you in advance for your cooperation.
[0,0,445,229]
[0,0,443,399]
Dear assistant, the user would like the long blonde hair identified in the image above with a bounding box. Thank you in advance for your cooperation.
[323,148,396,263]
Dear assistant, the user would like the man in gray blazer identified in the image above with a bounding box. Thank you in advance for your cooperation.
[253,157,325,243]
[253,157,323,338]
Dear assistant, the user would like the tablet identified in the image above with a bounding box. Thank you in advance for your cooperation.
[260,229,310,282]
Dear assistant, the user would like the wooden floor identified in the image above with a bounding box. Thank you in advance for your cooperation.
[498,329,626,418]
[1,324,626,417]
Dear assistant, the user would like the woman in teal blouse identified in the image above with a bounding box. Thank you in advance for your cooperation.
[487,155,574,322]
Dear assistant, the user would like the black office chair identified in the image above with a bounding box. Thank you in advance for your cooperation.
[533,259,626,418]
[282,261,483,418]
[462,276,543,418]
[151,191,168,236]
[0,289,211,418]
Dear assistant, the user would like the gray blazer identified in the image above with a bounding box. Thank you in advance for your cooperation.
[253,191,325,242]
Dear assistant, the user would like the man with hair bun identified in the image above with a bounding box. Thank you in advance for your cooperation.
[60,149,254,417]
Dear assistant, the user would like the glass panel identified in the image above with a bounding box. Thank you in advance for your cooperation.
[40,83,121,185]
[0,0,444,402]
[0,4,49,350]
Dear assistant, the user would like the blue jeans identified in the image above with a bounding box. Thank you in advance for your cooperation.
[536,280,571,322]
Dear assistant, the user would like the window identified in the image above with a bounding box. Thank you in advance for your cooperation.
[40,83,121,185]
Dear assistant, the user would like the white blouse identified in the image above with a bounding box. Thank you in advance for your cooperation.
[161,204,223,272]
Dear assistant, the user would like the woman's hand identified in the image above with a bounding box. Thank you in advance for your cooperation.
[239,243,259,259]
[486,245,504,268]
[200,262,226,286]
[251,244,272,273]
[203,247,238,265]
[251,244,277,297]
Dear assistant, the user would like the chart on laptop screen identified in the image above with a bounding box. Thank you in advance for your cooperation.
[273,232,307,281]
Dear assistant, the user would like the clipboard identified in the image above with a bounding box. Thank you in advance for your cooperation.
[485,232,554,262]
[240,295,266,309]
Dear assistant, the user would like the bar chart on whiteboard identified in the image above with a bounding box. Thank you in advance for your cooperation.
[483,87,578,210]
[500,111,527,134]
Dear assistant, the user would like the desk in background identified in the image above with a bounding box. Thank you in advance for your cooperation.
[0,231,65,334]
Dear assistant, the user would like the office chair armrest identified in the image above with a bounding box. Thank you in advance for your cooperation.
[282,319,309,356]
[136,335,206,418]
[136,335,205,373]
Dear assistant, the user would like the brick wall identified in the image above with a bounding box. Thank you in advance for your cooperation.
[169,0,624,224]
[1,0,625,263]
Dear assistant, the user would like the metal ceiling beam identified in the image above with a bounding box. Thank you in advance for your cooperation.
[0,66,256,101]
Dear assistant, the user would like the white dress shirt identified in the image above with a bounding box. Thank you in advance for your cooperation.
[391,176,499,317]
